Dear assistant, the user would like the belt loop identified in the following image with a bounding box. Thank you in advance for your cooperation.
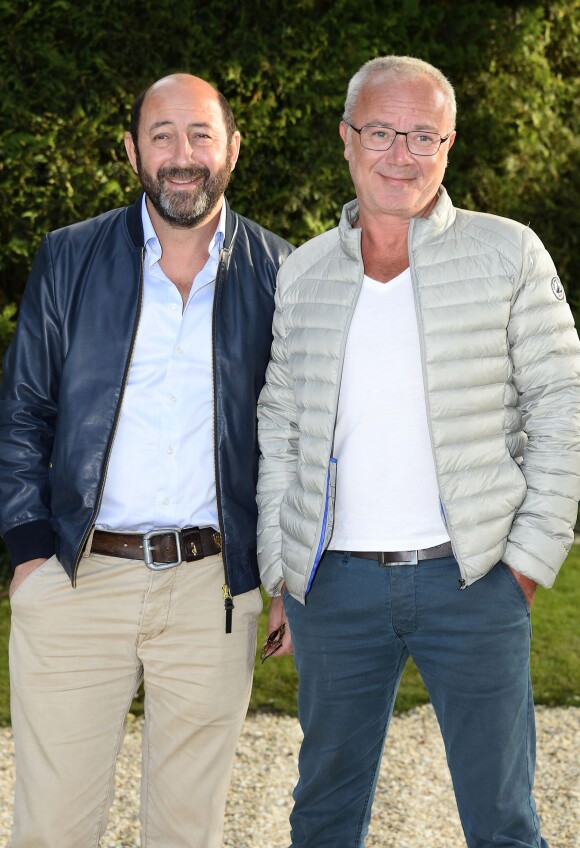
[84,527,96,558]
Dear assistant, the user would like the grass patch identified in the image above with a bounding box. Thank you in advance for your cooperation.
[1,551,579,726]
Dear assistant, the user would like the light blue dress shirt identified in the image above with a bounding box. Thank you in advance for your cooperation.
[96,196,225,532]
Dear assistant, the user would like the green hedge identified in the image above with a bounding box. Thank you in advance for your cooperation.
[0,0,578,312]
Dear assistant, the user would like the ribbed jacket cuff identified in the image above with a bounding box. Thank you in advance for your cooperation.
[4,520,56,570]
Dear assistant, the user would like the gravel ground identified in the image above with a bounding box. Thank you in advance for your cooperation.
[0,705,578,847]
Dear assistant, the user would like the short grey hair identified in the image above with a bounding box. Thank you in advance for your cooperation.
[343,56,456,130]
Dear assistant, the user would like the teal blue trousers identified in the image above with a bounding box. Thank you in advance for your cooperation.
[284,552,548,848]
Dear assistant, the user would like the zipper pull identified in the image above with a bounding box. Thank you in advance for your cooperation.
[222,584,234,633]
[458,578,467,590]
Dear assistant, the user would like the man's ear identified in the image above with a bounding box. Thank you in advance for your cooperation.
[124,132,139,174]
[339,121,350,161]
[229,130,241,172]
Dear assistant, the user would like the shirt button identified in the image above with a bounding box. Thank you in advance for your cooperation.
[170,395,177,403]
[163,497,170,505]
[170,303,178,311]
[176,346,183,355]
[167,446,174,455]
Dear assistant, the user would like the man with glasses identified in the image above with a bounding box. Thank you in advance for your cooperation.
[257,56,580,847]
[0,73,292,847]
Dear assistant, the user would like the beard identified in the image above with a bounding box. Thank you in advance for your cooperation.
[136,150,232,228]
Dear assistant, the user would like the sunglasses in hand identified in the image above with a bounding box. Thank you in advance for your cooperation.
[260,623,286,663]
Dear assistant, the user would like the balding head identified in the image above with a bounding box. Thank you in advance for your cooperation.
[343,56,456,131]
[129,73,236,147]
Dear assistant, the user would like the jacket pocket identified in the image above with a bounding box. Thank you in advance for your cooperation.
[499,562,531,614]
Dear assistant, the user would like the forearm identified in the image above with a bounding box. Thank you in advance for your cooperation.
[0,238,61,560]
[505,229,580,585]
[256,449,297,594]
[256,297,298,593]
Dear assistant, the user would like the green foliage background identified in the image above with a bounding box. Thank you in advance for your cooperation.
[0,0,579,577]
[1,0,578,308]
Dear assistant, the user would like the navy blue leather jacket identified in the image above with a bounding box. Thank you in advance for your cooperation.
[0,195,293,595]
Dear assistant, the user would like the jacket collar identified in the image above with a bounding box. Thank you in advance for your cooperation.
[125,191,237,250]
[338,185,456,256]
[410,186,456,245]
[126,193,145,247]
[222,198,237,250]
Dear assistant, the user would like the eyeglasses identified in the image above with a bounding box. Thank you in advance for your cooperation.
[260,623,285,663]
[346,123,451,156]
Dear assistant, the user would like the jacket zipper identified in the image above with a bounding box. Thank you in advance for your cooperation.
[306,458,337,593]
[212,247,233,632]
[72,248,146,586]
[407,221,465,589]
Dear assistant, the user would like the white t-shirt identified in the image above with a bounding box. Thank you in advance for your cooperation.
[328,269,449,551]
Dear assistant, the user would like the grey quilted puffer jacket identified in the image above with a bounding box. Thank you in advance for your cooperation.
[257,188,580,603]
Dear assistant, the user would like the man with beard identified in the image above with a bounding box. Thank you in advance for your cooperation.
[0,73,292,847]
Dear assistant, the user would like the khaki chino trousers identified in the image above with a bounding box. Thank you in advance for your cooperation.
[9,550,262,847]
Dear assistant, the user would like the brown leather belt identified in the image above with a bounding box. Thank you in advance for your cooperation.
[350,540,453,566]
[91,526,222,571]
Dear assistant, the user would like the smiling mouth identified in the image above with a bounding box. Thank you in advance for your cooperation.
[159,166,209,187]
[379,172,415,180]
[378,176,416,187]
[166,177,201,186]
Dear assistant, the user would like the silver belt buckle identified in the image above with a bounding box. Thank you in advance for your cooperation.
[142,528,182,570]
[379,550,419,566]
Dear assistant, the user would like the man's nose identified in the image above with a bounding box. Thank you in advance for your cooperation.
[384,132,413,163]
[174,135,196,164]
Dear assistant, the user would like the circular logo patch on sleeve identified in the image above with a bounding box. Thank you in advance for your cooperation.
[551,276,565,300]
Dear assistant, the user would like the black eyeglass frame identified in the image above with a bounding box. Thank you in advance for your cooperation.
[345,122,452,156]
